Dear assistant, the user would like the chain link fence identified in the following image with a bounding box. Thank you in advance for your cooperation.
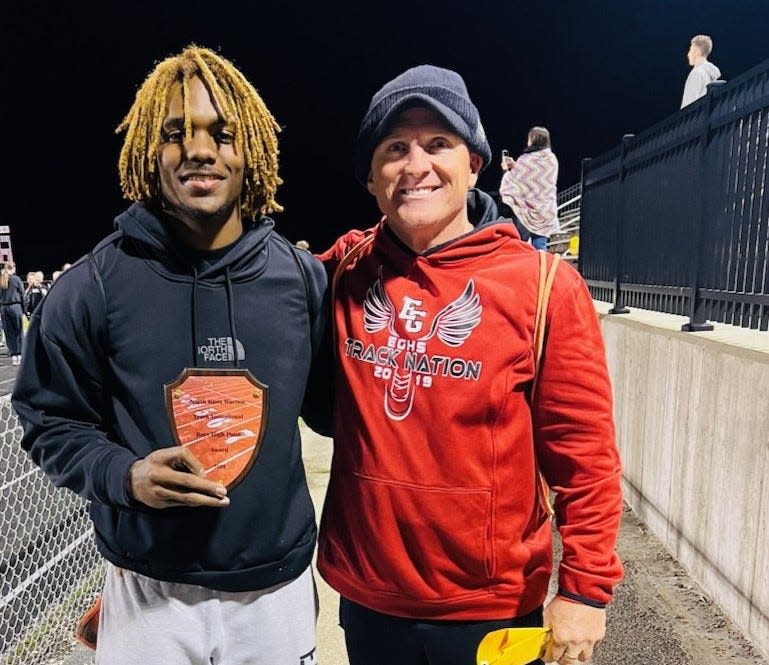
[0,394,103,665]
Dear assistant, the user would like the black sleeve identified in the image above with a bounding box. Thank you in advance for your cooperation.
[300,298,334,437]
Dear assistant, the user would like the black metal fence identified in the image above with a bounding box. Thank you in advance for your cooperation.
[579,57,769,331]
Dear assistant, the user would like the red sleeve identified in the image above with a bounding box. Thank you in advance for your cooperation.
[532,262,624,605]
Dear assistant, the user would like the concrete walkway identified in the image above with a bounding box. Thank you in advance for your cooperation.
[300,423,767,664]
[60,421,768,664]
[303,428,348,665]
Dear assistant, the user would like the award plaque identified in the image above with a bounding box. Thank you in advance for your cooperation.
[164,368,268,489]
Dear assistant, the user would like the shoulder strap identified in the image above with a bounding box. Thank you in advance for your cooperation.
[331,240,561,518]
[533,251,561,382]
[332,233,376,297]
[532,250,561,518]
[330,233,376,358]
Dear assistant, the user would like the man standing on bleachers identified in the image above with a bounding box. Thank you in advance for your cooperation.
[681,34,721,108]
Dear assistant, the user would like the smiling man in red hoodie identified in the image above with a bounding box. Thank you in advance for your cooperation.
[305,64,624,665]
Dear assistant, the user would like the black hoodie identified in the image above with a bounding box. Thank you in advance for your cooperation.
[12,202,328,591]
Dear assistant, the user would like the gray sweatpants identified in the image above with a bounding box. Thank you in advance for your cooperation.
[95,564,318,665]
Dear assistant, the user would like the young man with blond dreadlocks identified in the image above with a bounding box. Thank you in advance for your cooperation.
[12,45,327,665]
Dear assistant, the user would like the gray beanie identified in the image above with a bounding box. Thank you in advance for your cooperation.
[353,64,492,184]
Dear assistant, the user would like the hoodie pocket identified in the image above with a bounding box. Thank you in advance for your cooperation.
[326,474,494,600]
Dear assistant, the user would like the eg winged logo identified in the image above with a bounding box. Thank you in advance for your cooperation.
[361,268,482,420]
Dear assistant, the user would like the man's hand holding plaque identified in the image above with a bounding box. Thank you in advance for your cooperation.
[128,447,230,509]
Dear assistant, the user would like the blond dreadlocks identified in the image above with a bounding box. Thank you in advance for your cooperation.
[116,44,283,218]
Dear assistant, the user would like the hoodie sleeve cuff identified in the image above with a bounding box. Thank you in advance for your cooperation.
[98,449,141,508]
[557,588,607,609]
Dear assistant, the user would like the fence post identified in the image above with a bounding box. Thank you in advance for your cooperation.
[681,89,716,332]
[577,157,591,275]
[609,134,634,314]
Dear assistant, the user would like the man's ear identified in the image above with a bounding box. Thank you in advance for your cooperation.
[468,153,483,187]
[366,171,376,195]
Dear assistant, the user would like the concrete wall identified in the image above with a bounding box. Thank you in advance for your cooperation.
[596,303,769,659]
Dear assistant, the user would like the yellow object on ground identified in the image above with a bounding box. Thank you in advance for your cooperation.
[476,626,551,665]
[568,235,579,256]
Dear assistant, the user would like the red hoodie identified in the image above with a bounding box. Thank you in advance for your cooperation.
[316,218,623,620]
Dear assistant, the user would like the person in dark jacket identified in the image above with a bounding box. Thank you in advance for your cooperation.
[0,261,25,365]
[12,45,327,665]
[23,270,48,319]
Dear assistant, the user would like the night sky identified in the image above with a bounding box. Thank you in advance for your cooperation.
[5,1,769,276]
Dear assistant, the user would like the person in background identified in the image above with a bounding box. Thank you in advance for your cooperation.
[12,44,326,665]
[497,153,530,242]
[23,270,48,319]
[500,126,559,251]
[304,64,623,665]
[0,262,25,365]
[681,34,721,108]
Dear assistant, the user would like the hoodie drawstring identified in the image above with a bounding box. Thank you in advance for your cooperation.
[190,264,239,369]
[191,266,200,367]
[224,266,239,368]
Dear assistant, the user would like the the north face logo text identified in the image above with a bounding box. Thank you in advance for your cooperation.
[197,337,245,362]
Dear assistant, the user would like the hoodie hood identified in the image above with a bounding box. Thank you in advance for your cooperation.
[377,187,520,262]
[681,60,723,108]
[115,202,274,282]
[467,187,504,229]
[698,60,721,81]
[113,202,281,370]
[375,188,521,269]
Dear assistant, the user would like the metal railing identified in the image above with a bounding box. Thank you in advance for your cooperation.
[579,56,769,331]
[550,183,581,260]
[487,181,581,260]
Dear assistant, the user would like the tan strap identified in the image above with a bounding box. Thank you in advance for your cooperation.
[533,251,561,383]
[532,250,561,518]
[333,240,560,518]
[332,233,376,300]
[331,233,376,359]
